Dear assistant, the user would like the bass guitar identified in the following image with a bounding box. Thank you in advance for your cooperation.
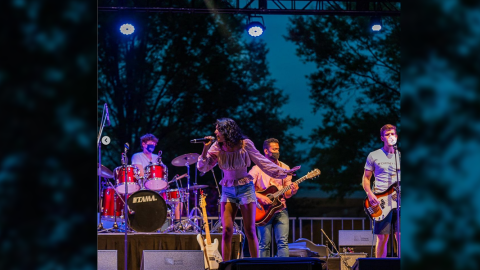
[255,169,321,226]
[363,183,400,222]
[196,190,223,270]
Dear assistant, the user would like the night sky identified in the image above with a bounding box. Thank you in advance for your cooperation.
[242,15,365,198]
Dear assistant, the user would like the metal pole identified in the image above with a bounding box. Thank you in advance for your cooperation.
[394,146,401,258]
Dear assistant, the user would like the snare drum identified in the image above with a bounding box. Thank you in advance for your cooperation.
[144,163,168,191]
[159,188,184,204]
[101,187,125,221]
[114,165,141,194]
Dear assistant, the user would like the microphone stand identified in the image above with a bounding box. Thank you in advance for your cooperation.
[393,144,401,258]
[321,229,351,270]
[123,144,130,270]
[97,104,108,229]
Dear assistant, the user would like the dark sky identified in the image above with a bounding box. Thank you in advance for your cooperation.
[241,15,365,198]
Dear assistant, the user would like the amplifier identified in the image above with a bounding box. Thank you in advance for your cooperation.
[338,230,376,246]
[338,253,367,270]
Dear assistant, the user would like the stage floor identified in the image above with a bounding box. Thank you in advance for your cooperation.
[98,232,243,270]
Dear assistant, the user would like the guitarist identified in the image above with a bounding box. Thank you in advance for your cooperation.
[250,138,299,258]
[362,124,400,258]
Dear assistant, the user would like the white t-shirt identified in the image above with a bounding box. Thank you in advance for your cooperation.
[131,152,159,170]
[364,148,401,193]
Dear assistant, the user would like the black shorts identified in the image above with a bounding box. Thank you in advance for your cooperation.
[373,209,400,235]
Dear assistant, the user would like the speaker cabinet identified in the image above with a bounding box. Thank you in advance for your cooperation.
[141,250,205,270]
[352,258,400,270]
[219,257,326,270]
[98,250,117,270]
[339,253,367,270]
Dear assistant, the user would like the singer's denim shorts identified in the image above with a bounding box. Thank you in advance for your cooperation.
[220,182,257,206]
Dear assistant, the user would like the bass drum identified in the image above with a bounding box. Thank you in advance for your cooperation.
[127,190,167,232]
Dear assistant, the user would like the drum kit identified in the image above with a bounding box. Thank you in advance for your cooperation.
[97,152,209,233]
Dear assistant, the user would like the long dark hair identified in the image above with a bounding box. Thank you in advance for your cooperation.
[215,118,247,148]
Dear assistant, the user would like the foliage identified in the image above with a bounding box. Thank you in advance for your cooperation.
[98,0,305,214]
[285,12,400,198]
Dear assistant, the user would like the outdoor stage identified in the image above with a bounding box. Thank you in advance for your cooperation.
[98,232,243,270]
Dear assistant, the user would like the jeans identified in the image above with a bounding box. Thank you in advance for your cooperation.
[257,209,289,257]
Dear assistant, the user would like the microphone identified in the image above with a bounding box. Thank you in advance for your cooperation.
[124,143,129,150]
[105,103,111,126]
[190,138,215,143]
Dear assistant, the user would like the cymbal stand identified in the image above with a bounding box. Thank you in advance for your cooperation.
[163,175,185,233]
[179,159,202,232]
[189,165,203,229]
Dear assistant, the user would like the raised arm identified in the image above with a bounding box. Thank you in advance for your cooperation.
[197,138,220,173]
[244,139,291,179]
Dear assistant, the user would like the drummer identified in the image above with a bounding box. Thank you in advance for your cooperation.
[131,133,181,223]
[131,133,159,177]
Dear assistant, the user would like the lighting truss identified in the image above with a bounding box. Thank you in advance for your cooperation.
[98,0,401,16]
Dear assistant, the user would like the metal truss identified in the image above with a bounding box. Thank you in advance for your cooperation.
[98,0,401,16]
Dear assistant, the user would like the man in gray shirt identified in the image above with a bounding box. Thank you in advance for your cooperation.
[362,124,400,258]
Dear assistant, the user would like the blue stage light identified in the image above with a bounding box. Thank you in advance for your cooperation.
[120,24,135,35]
[246,22,265,37]
[370,17,382,31]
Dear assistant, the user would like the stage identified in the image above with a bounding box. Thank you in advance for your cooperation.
[98,232,243,270]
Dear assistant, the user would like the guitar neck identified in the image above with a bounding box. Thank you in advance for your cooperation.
[273,175,308,198]
[201,201,212,245]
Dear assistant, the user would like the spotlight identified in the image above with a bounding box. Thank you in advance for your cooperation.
[246,16,266,37]
[247,22,265,37]
[120,23,135,35]
[370,16,382,31]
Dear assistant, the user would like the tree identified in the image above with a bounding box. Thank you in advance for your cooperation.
[285,12,400,198]
[98,1,305,214]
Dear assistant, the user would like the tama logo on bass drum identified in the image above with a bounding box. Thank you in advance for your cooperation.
[132,195,158,203]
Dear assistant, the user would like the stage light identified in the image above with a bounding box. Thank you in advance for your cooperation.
[370,16,382,31]
[246,16,266,37]
[120,23,135,35]
[247,22,265,37]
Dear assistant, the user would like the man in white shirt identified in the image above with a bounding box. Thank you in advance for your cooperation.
[362,124,401,258]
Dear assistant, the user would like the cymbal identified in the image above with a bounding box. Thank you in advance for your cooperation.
[97,163,114,178]
[171,153,200,167]
[186,184,208,190]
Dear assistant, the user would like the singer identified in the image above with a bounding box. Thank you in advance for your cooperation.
[196,118,300,260]
[362,124,401,258]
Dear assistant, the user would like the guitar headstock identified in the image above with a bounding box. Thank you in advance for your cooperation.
[199,190,207,209]
[306,168,321,179]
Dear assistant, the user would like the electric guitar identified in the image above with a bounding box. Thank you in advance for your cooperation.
[255,169,321,226]
[196,190,222,270]
[363,183,400,222]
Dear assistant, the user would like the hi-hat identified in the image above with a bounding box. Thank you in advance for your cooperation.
[187,185,208,190]
[97,163,114,178]
[171,153,200,167]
